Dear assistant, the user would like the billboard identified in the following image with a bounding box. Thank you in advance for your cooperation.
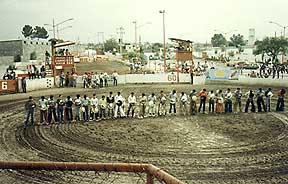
[206,69,239,80]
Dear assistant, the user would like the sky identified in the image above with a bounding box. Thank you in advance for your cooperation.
[0,0,288,44]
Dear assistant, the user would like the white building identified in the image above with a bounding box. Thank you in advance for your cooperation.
[248,28,256,46]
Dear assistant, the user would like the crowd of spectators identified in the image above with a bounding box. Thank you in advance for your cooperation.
[27,65,46,79]
[58,71,119,88]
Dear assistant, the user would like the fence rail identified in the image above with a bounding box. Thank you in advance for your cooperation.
[0,161,184,184]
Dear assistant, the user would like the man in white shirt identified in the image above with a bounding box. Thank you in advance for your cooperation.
[127,92,137,118]
[148,93,157,117]
[256,88,266,112]
[138,93,147,119]
[224,88,233,113]
[179,92,188,115]
[169,90,177,114]
[158,91,167,116]
[99,73,104,88]
[190,90,197,115]
[92,72,99,88]
[112,71,119,86]
[38,96,48,124]
[208,90,215,113]
[114,92,126,118]
[90,94,99,121]
[265,88,273,112]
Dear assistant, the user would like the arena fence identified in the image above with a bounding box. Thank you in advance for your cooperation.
[0,161,185,184]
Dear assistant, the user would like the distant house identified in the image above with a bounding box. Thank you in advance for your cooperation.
[0,39,51,75]
[0,39,51,64]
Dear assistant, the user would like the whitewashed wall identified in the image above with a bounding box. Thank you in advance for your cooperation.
[74,73,206,85]
[18,77,54,92]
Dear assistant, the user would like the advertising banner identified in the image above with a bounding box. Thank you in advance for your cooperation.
[206,69,239,80]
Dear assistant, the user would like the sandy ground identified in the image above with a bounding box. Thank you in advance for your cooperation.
[75,60,130,75]
[0,84,288,183]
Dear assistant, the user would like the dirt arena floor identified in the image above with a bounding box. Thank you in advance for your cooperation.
[75,60,130,74]
[0,84,288,183]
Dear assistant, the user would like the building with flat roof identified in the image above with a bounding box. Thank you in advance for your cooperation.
[0,39,51,64]
[0,39,51,76]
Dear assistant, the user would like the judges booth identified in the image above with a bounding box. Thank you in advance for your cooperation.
[51,41,76,76]
[169,38,194,82]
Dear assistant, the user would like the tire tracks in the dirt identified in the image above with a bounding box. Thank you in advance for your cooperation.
[1,87,288,183]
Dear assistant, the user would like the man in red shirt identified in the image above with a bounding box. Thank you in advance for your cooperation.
[198,89,208,113]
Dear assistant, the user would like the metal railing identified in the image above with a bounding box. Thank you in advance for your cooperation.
[0,161,185,184]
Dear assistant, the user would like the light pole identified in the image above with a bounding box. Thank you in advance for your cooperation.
[132,21,151,63]
[269,21,288,63]
[269,21,288,37]
[117,27,125,55]
[132,21,137,46]
[159,10,166,72]
[45,18,74,39]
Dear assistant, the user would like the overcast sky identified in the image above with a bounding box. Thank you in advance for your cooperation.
[0,0,287,44]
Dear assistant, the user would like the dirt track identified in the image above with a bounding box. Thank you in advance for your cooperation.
[0,84,288,183]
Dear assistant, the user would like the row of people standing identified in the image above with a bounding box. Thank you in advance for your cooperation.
[198,88,285,114]
[24,88,286,126]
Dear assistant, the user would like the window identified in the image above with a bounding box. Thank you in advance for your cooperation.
[30,42,33,44]
[36,42,38,44]
[23,41,27,44]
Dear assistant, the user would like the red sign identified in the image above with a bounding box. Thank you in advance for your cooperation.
[0,80,17,92]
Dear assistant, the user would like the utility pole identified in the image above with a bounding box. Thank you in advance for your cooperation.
[117,27,125,55]
[97,32,104,50]
[132,21,137,46]
[52,18,56,39]
[159,10,166,72]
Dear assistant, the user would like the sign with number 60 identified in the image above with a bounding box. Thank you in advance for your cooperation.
[168,74,177,81]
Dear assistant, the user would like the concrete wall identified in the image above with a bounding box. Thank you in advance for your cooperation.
[22,40,50,62]
[16,74,288,93]
[73,73,206,86]
[0,40,23,57]
[0,56,15,76]
[0,39,50,63]
[18,77,54,92]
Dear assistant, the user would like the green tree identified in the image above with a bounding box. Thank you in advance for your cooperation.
[228,51,235,57]
[104,38,119,52]
[253,37,288,62]
[21,25,33,38]
[151,43,163,53]
[211,34,227,47]
[229,34,246,53]
[32,26,49,39]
